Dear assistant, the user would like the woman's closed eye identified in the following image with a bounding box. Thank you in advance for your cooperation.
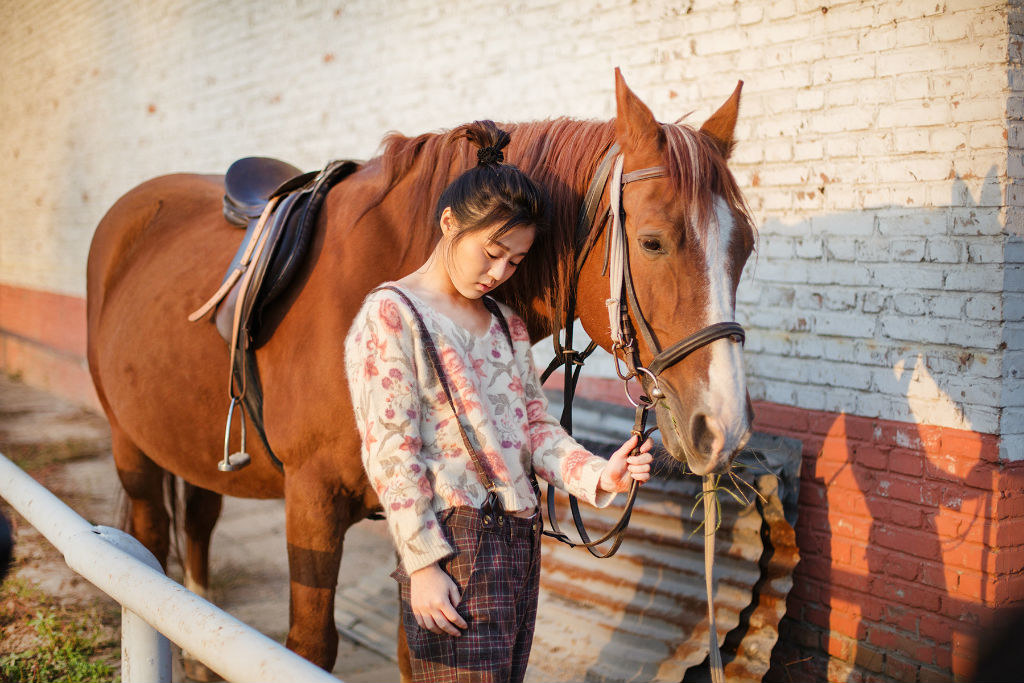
[486,250,521,268]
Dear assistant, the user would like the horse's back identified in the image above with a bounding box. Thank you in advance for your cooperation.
[87,173,223,314]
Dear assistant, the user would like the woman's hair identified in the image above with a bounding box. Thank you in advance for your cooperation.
[435,121,552,317]
[435,120,548,241]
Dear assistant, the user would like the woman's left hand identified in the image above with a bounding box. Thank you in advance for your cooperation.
[599,435,654,493]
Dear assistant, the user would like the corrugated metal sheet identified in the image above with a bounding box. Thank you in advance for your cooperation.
[334,396,801,683]
[526,396,802,683]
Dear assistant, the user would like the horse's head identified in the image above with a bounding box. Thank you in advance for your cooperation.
[577,70,756,475]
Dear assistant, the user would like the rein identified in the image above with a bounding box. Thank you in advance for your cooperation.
[542,142,743,683]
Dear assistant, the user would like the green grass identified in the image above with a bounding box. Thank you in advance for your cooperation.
[0,611,115,683]
[0,578,118,683]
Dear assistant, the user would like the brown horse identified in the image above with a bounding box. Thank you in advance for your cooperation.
[86,70,755,673]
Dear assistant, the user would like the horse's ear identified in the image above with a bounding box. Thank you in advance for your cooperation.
[700,81,743,159]
[614,67,663,157]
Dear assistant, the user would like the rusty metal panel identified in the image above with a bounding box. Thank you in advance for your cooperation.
[527,397,802,683]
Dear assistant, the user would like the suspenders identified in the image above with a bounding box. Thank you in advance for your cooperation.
[372,286,521,523]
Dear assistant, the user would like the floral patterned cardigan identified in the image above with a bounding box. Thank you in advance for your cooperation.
[343,285,615,573]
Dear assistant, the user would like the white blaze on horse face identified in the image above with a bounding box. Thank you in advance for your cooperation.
[699,196,749,465]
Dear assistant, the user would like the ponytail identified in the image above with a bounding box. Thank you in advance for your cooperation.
[434,121,547,240]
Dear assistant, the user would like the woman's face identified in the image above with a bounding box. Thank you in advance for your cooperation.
[441,208,536,300]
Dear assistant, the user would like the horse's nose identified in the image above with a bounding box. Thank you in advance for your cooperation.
[691,413,728,473]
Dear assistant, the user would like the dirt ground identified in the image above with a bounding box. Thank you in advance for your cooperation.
[0,375,400,682]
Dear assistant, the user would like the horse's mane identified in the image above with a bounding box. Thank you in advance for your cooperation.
[365,117,753,336]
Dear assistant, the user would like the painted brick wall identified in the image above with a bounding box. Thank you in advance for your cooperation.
[1,0,1015,447]
[1,2,1021,682]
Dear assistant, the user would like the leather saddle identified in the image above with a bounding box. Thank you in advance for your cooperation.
[189,156,359,473]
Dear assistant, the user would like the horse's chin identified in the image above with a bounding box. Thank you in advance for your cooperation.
[670,443,734,476]
[656,405,740,476]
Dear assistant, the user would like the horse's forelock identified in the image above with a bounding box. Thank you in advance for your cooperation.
[660,123,755,246]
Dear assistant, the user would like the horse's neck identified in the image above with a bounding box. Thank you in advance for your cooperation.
[348,119,614,338]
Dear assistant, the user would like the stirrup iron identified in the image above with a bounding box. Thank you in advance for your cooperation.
[219,397,251,472]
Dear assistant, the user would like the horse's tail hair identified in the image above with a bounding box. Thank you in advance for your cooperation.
[164,472,186,573]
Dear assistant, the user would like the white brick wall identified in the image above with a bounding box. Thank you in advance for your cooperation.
[0,0,1019,450]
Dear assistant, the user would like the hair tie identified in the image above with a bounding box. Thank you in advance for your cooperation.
[477,146,504,166]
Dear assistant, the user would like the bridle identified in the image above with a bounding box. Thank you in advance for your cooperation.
[541,141,746,554]
[541,142,746,683]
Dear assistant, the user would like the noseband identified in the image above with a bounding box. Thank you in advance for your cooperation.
[542,142,746,557]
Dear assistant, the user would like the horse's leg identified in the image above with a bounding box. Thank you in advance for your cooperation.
[112,424,170,568]
[182,483,224,683]
[182,482,222,597]
[283,466,352,670]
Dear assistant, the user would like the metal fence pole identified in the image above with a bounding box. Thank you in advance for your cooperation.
[0,455,340,683]
[92,526,172,683]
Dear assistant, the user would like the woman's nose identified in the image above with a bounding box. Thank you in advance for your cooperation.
[488,261,509,282]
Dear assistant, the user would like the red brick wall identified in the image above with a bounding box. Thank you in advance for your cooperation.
[754,403,1023,683]
[546,372,1022,682]
[0,284,98,410]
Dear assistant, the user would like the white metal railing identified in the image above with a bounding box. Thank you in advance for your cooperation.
[0,454,339,683]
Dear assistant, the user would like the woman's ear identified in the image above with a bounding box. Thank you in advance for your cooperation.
[439,206,456,236]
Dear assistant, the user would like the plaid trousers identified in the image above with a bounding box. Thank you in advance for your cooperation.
[392,506,543,683]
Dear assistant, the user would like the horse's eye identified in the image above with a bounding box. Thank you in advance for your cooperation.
[639,236,665,254]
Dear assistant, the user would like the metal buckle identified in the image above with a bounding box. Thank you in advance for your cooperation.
[611,341,636,381]
[623,366,662,408]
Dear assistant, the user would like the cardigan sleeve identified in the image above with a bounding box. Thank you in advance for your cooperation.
[503,311,616,508]
[343,291,454,573]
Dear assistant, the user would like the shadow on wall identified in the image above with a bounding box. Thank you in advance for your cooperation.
[789,365,999,682]
[739,169,1003,436]
[751,176,1020,682]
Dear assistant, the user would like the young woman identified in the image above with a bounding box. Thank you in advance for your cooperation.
[344,121,654,683]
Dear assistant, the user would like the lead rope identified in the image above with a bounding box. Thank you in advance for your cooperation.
[703,476,725,683]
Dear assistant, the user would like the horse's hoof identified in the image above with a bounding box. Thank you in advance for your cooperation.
[184,656,223,682]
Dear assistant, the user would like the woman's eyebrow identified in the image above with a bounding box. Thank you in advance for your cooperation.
[491,240,530,257]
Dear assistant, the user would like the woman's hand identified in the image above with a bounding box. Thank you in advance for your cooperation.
[409,562,467,636]
[599,435,654,493]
